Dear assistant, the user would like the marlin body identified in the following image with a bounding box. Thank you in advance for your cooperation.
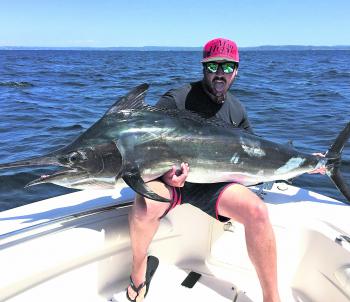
[0,84,349,204]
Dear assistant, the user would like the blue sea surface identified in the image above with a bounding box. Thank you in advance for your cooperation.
[0,50,349,211]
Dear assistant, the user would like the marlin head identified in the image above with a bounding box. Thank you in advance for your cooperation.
[2,141,124,190]
[0,142,122,172]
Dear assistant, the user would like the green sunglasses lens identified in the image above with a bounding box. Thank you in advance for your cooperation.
[206,62,236,73]
[206,63,218,73]
[222,63,235,73]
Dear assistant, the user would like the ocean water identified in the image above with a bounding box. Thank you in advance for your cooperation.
[0,50,349,211]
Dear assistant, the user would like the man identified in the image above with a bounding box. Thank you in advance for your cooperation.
[126,38,281,302]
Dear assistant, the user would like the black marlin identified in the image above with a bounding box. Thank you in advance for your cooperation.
[0,84,349,204]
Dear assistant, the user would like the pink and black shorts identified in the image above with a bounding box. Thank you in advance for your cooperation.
[162,182,236,222]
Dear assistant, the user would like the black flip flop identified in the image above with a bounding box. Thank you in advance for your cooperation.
[126,255,159,302]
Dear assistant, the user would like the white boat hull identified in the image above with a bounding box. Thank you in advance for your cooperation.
[0,183,349,302]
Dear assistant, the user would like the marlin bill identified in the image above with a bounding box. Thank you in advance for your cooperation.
[0,84,349,205]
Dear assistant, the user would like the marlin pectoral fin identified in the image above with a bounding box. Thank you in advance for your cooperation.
[122,170,171,203]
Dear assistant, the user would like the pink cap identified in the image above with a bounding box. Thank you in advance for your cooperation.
[202,38,239,63]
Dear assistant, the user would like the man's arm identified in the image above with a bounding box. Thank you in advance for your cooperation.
[239,112,254,133]
[230,97,254,134]
[236,103,254,134]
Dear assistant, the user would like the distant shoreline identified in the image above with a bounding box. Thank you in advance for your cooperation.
[1,45,350,51]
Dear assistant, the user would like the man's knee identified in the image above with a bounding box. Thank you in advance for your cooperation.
[219,184,270,224]
[236,185,269,223]
[133,197,169,221]
[131,181,171,221]
[248,199,269,223]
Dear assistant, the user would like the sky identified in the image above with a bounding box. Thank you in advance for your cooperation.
[1,0,350,47]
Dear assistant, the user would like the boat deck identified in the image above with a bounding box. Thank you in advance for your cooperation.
[109,261,251,302]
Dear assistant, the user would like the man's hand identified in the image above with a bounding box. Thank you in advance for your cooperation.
[308,153,327,175]
[161,162,189,187]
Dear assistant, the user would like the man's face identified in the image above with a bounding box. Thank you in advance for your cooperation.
[203,61,238,99]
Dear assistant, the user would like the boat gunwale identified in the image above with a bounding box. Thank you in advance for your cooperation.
[0,201,133,248]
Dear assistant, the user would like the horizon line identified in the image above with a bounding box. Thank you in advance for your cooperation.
[1,44,350,50]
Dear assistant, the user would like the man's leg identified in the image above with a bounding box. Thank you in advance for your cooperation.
[127,181,172,301]
[217,184,280,302]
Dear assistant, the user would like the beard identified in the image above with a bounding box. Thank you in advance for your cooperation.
[202,76,228,104]
[212,77,227,97]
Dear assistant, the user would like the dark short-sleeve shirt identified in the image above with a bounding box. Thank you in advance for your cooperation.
[156,81,253,132]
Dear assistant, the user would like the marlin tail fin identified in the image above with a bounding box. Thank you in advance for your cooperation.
[326,122,350,205]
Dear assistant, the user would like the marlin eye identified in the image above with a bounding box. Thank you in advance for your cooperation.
[69,152,80,164]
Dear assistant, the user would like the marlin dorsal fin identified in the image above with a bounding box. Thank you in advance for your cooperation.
[106,83,149,114]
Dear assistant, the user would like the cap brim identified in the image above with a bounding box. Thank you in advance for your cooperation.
[201,56,238,63]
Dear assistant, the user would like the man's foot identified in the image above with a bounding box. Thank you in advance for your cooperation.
[126,277,148,302]
[126,256,159,302]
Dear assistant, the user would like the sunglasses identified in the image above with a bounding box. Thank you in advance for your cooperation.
[204,62,238,74]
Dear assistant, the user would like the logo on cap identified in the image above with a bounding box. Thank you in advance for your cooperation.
[202,38,239,63]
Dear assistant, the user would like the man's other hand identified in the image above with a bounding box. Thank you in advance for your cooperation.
[309,153,327,175]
